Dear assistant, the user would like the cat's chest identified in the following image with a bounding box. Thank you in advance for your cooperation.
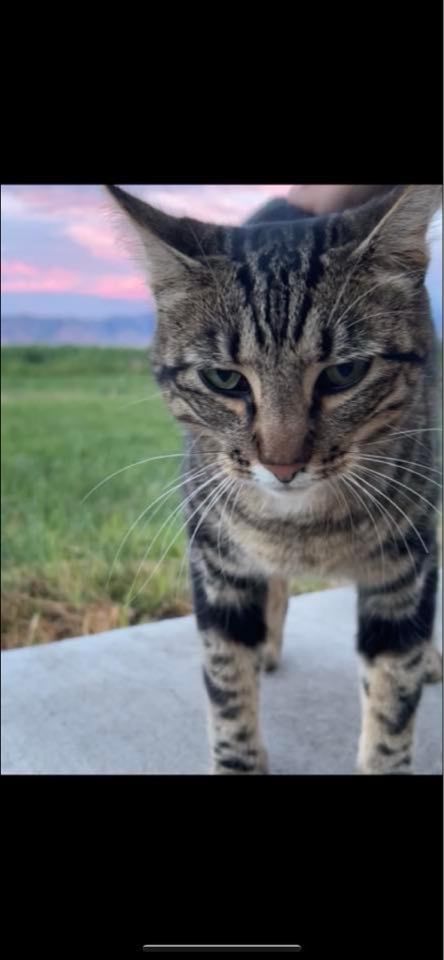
[227,506,353,579]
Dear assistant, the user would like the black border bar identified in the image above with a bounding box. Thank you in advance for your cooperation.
[141,948,303,953]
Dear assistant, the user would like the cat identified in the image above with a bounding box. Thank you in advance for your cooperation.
[106,184,442,775]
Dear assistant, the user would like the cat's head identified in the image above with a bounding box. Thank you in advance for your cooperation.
[106,184,441,499]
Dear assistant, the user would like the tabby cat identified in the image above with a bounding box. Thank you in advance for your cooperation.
[106,184,442,775]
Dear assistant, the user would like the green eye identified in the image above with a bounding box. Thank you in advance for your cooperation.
[317,359,371,393]
[200,369,250,394]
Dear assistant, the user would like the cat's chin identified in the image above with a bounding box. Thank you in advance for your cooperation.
[271,481,312,493]
[250,462,314,495]
[253,478,323,517]
[257,478,315,497]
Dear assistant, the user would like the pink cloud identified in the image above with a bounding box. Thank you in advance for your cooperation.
[64,222,127,263]
[85,274,149,301]
[2,187,299,306]
[4,184,292,227]
[60,185,295,262]
[5,260,41,278]
[3,186,296,273]
[2,259,151,302]
[3,186,104,219]
[139,185,293,225]
[3,260,81,293]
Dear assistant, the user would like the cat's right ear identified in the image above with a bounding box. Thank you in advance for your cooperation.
[104,185,205,293]
[351,185,442,275]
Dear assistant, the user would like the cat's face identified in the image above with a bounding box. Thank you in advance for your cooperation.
[107,185,440,502]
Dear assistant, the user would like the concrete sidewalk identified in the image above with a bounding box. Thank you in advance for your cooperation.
[1,584,442,775]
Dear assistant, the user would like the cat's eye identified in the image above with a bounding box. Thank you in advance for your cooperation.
[200,368,250,395]
[316,359,371,394]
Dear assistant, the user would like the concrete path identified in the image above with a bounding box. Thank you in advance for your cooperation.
[1,583,442,775]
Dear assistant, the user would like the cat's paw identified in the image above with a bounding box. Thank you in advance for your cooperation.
[255,746,269,774]
[260,644,281,673]
[212,747,269,775]
[355,758,414,775]
[356,768,414,775]
[424,646,442,684]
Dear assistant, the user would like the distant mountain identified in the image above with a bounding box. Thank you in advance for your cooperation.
[1,303,441,347]
[1,314,156,347]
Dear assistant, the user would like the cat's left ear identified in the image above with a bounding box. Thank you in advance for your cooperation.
[352,184,442,275]
[104,185,217,293]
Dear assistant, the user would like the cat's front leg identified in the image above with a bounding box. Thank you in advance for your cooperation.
[356,564,440,775]
[191,558,269,775]
[260,576,289,672]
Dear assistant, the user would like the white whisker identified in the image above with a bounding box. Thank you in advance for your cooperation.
[328,477,357,547]
[227,477,244,529]
[332,271,424,329]
[344,472,416,574]
[377,427,442,439]
[346,469,429,554]
[187,477,234,560]
[339,475,386,581]
[217,478,238,569]
[127,470,223,604]
[356,465,442,515]
[176,475,236,592]
[106,461,221,587]
[130,475,232,605]
[116,391,163,411]
[82,449,227,502]
[346,308,405,330]
[362,427,442,455]
[81,453,185,503]
[354,455,442,485]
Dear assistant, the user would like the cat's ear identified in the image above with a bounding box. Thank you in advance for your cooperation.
[351,184,442,275]
[104,185,213,292]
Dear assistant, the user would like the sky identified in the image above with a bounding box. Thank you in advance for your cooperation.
[1,184,442,331]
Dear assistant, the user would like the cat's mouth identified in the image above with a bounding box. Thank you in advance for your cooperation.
[230,455,349,489]
[246,462,318,494]
[228,450,354,496]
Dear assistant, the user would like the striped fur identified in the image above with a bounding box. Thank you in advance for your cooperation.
[106,184,442,775]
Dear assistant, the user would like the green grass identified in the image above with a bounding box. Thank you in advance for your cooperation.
[1,346,331,648]
[1,346,194,645]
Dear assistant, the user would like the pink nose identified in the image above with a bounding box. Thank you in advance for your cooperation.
[262,462,306,483]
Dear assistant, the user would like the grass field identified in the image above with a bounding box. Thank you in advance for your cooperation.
[1,346,332,649]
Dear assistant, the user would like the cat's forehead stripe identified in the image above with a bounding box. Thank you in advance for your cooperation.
[231,218,335,357]
[292,222,328,344]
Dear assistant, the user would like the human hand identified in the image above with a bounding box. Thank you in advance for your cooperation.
[288,185,394,215]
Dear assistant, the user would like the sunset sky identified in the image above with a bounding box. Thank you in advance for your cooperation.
[1,184,442,331]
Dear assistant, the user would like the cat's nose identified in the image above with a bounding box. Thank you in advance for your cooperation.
[262,462,306,483]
